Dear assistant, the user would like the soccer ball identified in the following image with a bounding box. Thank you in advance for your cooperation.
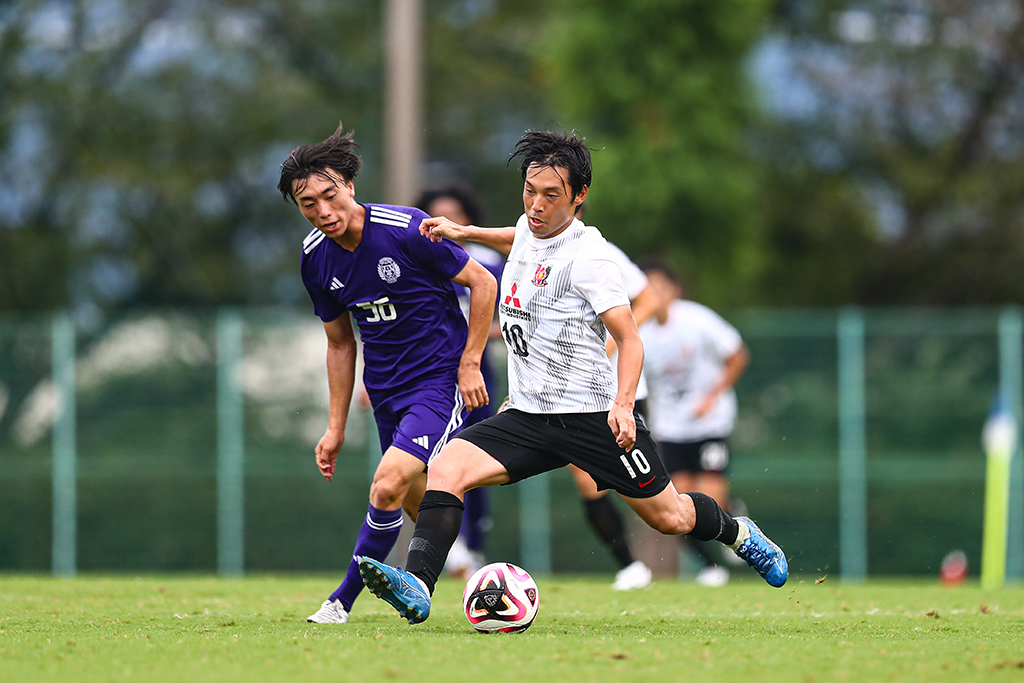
[462,562,539,633]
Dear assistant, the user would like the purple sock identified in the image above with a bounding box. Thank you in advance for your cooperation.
[462,487,489,552]
[330,504,403,610]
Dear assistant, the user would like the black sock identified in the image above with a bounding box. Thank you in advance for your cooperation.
[687,492,738,545]
[406,490,465,594]
[583,496,635,568]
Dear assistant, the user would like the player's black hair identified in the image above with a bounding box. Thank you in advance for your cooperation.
[509,129,593,213]
[415,185,486,225]
[640,256,689,296]
[278,122,363,204]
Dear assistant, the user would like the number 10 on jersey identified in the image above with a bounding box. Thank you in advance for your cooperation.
[502,321,529,357]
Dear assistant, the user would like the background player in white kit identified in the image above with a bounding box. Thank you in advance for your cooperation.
[357,129,787,625]
[640,259,750,587]
[568,241,657,591]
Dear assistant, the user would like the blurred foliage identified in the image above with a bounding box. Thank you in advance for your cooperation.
[540,0,774,306]
[762,0,1024,305]
[3,0,1024,322]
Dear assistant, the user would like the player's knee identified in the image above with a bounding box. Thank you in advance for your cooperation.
[369,472,408,508]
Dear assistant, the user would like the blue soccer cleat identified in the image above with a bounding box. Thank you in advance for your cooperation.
[733,517,788,588]
[358,557,431,624]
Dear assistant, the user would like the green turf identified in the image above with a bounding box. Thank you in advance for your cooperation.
[2,573,1022,682]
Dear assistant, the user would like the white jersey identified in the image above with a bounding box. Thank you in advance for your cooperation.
[500,215,630,413]
[604,242,649,402]
[640,299,743,442]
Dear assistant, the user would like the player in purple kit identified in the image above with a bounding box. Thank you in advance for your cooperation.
[277,124,497,624]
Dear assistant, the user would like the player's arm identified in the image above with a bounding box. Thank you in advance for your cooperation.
[420,217,515,255]
[600,304,645,450]
[606,281,659,356]
[693,343,750,418]
[451,258,498,411]
[317,313,358,482]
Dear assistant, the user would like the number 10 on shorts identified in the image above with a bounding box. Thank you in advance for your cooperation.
[620,449,651,479]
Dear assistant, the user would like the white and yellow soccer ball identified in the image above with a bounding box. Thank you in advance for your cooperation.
[462,562,540,633]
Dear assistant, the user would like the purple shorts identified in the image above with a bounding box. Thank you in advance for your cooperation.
[367,372,468,465]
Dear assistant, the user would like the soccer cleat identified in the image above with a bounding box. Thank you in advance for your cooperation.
[733,516,788,587]
[306,599,349,624]
[358,558,431,624]
[612,560,653,591]
[695,565,730,587]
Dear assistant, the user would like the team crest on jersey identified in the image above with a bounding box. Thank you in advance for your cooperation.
[531,264,552,286]
[377,257,401,284]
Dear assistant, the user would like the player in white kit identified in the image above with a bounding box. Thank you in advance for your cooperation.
[641,260,750,587]
[568,241,657,590]
[358,129,787,624]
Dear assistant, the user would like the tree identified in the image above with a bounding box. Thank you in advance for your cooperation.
[539,0,775,307]
[0,0,384,317]
[760,0,1024,305]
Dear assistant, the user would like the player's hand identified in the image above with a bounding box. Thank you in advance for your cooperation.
[420,216,467,243]
[692,391,718,418]
[315,428,344,481]
[607,403,636,450]
[458,363,489,411]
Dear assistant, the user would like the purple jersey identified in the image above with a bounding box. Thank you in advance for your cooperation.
[453,243,505,420]
[301,204,470,393]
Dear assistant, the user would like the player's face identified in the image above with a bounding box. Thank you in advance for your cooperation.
[522,163,587,239]
[292,169,359,239]
[646,270,683,314]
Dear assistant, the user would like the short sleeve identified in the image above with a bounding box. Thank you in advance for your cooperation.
[604,242,648,300]
[699,305,743,357]
[302,269,344,323]
[571,240,631,315]
[404,215,470,280]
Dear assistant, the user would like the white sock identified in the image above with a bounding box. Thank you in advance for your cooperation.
[728,520,750,550]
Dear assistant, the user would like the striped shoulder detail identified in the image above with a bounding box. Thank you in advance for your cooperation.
[303,228,326,254]
[369,205,414,228]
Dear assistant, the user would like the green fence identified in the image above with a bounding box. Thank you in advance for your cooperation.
[1,306,1022,581]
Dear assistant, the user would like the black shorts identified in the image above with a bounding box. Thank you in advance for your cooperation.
[659,438,730,475]
[454,409,671,499]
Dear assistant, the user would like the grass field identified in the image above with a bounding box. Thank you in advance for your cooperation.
[2,573,1023,682]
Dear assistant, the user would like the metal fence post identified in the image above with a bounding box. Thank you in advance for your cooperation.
[519,476,551,575]
[51,311,77,578]
[217,308,245,575]
[999,306,1024,582]
[838,307,867,582]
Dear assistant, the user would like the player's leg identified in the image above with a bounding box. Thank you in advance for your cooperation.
[446,486,488,577]
[563,414,787,588]
[310,380,466,623]
[404,438,510,585]
[403,468,427,522]
[309,447,424,618]
[358,437,509,623]
[570,464,649,589]
[360,409,564,623]
[623,488,786,587]
[672,469,729,584]
[308,446,424,624]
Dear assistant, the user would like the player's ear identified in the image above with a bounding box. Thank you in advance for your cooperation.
[573,185,588,211]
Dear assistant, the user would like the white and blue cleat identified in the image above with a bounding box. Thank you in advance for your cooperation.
[734,516,788,587]
[358,557,431,624]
